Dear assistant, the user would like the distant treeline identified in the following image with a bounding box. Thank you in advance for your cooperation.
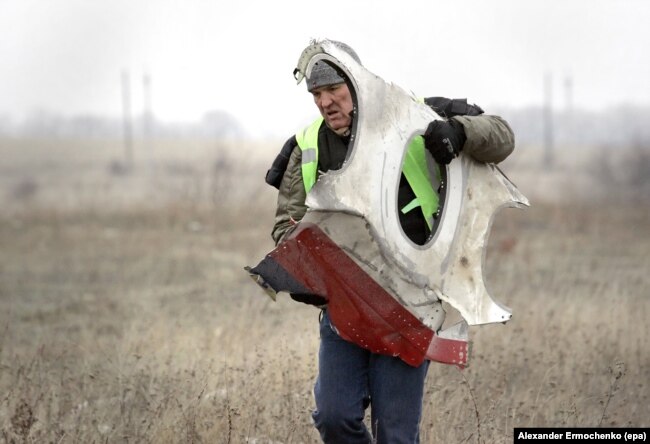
[1,105,650,147]
[495,104,650,147]
[0,109,245,139]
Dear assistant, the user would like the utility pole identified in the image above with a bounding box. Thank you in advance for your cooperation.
[121,70,133,168]
[543,72,554,169]
[564,74,574,150]
[564,75,573,114]
[142,71,154,165]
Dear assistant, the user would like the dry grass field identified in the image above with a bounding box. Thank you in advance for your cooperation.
[0,137,649,443]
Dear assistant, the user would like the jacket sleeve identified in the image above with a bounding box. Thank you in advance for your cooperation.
[265,136,298,189]
[271,145,308,245]
[451,115,515,164]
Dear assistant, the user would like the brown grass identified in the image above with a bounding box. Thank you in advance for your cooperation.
[0,138,649,443]
[1,201,648,443]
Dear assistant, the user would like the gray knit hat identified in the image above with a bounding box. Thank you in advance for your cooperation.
[306,41,361,92]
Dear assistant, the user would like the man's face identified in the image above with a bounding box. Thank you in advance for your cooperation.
[311,83,353,133]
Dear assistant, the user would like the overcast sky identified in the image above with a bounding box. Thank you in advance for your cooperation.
[1,0,649,138]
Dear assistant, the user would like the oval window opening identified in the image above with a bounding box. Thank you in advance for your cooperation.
[397,135,448,246]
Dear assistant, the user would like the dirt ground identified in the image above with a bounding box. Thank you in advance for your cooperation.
[0,138,649,443]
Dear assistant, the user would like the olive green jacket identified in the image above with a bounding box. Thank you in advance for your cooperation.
[271,115,515,244]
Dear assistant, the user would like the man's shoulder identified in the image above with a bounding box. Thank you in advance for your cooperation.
[424,97,484,118]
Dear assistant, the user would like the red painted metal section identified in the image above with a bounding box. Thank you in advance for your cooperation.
[270,222,468,368]
[427,334,469,368]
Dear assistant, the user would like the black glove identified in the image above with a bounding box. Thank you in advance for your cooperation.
[423,119,467,165]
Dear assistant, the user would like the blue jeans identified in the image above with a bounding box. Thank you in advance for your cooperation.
[312,310,430,444]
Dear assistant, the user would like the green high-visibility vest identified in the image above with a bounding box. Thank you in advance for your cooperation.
[295,118,439,229]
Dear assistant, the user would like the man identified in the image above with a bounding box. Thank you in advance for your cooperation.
[266,41,514,443]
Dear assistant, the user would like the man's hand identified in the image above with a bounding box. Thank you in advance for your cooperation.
[423,119,467,165]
